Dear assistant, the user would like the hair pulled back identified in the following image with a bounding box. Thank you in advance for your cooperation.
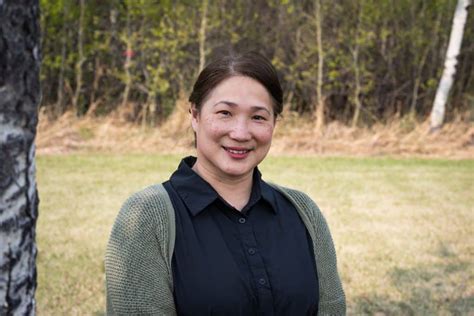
[189,51,283,117]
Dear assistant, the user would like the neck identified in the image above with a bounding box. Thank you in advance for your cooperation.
[192,161,253,211]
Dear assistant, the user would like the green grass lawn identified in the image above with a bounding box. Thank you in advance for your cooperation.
[36,154,474,315]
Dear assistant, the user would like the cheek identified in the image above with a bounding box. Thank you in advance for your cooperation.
[255,125,275,144]
[202,117,228,138]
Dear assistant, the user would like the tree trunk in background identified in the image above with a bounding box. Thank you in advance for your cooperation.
[87,56,104,116]
[72,0,85,115]
[56,24,67,116]
[430,0,471,131]
[352,46,362,128]
[351,2,363,128]
[410,11,441,118]
[56,1,68,116]
[0,1,41,314]
[198,0,208,74]
[314,0,325,132]
[121,9,132,109]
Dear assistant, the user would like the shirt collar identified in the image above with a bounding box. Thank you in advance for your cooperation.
[169,156,218,216]
[169,156,277,216]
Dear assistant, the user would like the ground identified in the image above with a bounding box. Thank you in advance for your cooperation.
[36,154,473,315]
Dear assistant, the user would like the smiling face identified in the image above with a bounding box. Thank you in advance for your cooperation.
[191,75,275,182]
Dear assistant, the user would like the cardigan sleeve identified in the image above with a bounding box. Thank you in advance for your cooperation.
[105,186,176,315]
[302,193,346,315]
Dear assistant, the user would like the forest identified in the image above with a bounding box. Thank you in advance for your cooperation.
[39,0,474,128]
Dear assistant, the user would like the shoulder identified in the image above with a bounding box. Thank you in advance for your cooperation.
[267,183,322,215]
[124,183,170,208]
[106,184,176,314]
[267,183,330,239]
[114,184,172,233]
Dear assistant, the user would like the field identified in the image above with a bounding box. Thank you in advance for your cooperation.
[36,154,473,315]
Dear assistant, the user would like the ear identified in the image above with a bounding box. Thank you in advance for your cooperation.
[190,104,199,132]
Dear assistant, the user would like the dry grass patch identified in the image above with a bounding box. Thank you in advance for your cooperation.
[37,105,473,158]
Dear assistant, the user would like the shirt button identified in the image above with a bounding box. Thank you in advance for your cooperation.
[238,218,246,224]
[258,278,266,285]
[248,248,256,255]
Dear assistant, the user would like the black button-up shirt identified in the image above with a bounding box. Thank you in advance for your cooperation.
[163,157,319,315]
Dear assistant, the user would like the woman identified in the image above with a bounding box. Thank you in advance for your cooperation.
[105,51,345,315]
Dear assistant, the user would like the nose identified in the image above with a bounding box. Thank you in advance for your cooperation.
[229,118,251,142]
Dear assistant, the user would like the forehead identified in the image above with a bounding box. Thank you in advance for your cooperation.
[205,76,273,110]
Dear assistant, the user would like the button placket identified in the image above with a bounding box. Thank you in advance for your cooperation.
[237,217,272,290]
[234,212,274,312]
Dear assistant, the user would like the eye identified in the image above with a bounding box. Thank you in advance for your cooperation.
[252,115,267,121]
[217,110,231,117]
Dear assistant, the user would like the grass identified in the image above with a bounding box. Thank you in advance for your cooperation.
[36,154,474,315]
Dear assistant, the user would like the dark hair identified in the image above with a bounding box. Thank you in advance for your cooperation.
[189,51,283,117]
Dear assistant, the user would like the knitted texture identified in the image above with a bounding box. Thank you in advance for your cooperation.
[105,184,176,315]
[105,184,345,315]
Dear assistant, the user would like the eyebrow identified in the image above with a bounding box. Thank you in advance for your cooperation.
[213,100,272,115]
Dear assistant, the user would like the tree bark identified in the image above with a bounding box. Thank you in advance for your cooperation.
[121,8,132,109]
[72,0,85,115]
[351,46,362,128]
[410,10,441,118]
[430,0,471,130]
[86,56,104,116]
[351,2,363,128]
[0,1,41,314]
[198,0,208,74]
[314,0,325,132]
[56,3,68,116]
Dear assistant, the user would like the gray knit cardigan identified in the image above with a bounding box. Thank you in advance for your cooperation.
[105,183,346,315]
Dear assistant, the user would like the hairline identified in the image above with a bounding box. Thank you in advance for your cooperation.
[193,73,280,116]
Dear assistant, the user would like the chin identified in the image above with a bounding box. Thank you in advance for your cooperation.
[221,163,255,177]
[223,167,252,177]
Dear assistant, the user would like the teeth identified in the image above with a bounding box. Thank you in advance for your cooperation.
[227,148,248,154]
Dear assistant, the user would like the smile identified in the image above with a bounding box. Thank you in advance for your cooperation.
[223,146,252,158]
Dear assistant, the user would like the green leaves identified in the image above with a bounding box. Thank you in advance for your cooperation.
[39,0,472,125]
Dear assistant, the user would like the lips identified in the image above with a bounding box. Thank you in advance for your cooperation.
[224,147,250,154]
[223,146,252,158]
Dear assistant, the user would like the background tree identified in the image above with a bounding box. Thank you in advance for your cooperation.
[430,0,471,130]
[0,0,41,314]
[37,0,473,127]
[313,0,325,132]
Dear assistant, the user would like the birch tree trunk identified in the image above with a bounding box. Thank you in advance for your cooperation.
[430,0,471,131]
[314,0,325,132]
[0,1,41,314]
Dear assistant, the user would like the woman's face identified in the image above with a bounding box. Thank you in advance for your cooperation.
[191,75,275,181]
